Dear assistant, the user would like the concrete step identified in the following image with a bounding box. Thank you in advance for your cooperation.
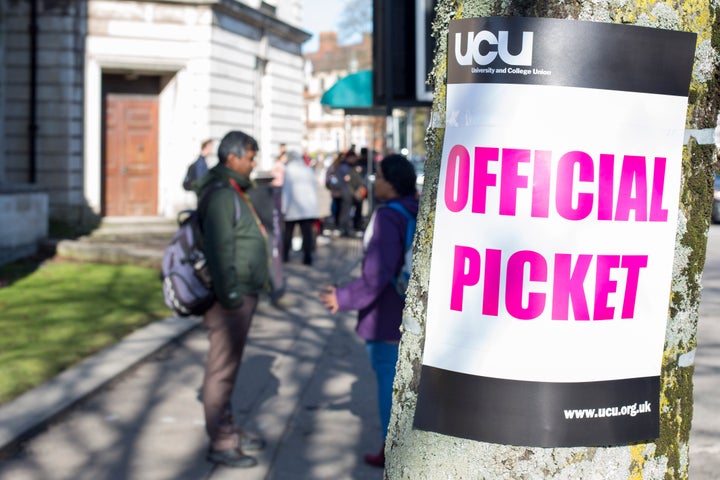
[91,216,178,237]
[51,217,179,269]
[54,238,167,269]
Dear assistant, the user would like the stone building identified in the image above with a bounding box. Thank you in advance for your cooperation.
[0,0,309,264]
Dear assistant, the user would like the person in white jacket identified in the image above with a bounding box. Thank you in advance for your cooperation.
[281,150,319,265]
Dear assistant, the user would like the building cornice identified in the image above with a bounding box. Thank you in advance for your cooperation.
[214,0,311,44]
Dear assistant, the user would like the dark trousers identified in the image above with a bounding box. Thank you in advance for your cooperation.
[202,295,259,451]
[283,219,315,264]
[352,197,364,230]
[334,194,353,234]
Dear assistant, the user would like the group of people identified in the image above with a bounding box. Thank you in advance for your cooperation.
[183,131,418,470]
[324,146,370,236]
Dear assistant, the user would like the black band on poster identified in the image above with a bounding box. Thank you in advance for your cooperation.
[413,365,660,447]
[447,17,696,96]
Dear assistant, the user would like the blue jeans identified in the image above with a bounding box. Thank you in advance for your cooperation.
[365,341,399,439]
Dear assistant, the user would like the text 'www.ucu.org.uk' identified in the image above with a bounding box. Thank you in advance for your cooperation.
[563,401,652,420]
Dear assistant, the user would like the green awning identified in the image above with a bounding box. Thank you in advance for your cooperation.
[320,70,373,109]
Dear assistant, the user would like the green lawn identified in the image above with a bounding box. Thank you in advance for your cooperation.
[0,258,170,404]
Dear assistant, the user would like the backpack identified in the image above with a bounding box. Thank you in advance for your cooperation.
[161,183,240,316]
[325,166,343,198]
[386,202,416,298]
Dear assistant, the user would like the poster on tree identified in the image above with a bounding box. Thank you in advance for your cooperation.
[413,16,696,447]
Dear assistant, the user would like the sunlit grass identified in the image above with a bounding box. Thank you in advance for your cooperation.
[0,259,170,404]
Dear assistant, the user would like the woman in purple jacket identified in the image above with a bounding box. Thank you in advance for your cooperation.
[320,154,418,468]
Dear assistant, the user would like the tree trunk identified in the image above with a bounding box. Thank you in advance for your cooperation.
[387,1,719,478]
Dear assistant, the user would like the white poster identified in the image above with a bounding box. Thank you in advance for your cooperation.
[414,16,696,447]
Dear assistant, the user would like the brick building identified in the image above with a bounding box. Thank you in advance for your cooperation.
[302,31,385,160]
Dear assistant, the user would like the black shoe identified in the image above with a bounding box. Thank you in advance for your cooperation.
[240,434,267,452]
[206,448,257,468]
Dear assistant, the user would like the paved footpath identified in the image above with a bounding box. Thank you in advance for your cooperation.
[689,225,720,480]
[0,226,718,479]
[0,235,384,480]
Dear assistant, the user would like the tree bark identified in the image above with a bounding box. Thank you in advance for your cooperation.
[387,1,719,478]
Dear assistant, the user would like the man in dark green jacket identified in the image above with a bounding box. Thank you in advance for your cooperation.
[195,130,270,468]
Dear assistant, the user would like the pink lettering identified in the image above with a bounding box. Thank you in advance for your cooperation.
[598,153,615,221]
[649,157,668,221]
[441,146,673,223]
[594,255,621,320]
[445,145,470,212]
[499,149,530,216]
[552,254,591,320]
[556,151,594,220]
[472,147,499,214]
[506,250,547,320]
[621,255,648,318]
[482,248,502,316]
[616,156,648,221]
[446,246,649,320]
[450,245,481,311]
[531,150,551,218]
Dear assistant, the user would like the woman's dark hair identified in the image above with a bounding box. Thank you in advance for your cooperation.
[380,154,417,197]
[217,130,258,164]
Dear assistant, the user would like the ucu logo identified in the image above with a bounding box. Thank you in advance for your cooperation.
[454,30,534,66]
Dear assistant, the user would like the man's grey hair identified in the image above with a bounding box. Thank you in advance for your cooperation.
[217,130,259,164]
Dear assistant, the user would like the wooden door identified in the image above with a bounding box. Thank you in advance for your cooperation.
[104,94,159,216]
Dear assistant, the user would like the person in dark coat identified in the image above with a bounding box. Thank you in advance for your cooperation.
[320,154,418,468]
[195,130,270,469]
[347,149,368,231]
[183,138,213,191]
[325,151,355,235]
